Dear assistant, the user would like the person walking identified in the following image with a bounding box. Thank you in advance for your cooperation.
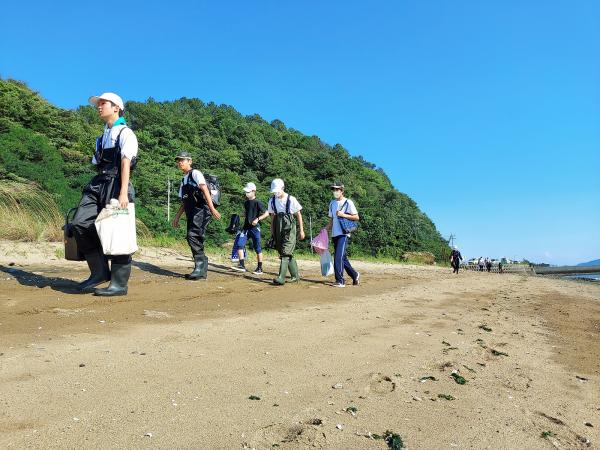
[485,257,492,272]
[325,182,360,287]
[450,246,463,274]
[232,182,269,274]
[172,151,221,279]
[71,92,138,296]
[268,178,304,285]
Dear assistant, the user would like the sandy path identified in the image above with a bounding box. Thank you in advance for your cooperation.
[0,243,599,449]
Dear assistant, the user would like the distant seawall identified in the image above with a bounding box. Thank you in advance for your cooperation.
[461,264,600,276]
[532,265,600,275]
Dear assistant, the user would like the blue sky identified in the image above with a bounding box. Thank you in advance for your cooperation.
[1,0,598,264]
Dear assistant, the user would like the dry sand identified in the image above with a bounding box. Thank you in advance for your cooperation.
[0,241,599,449]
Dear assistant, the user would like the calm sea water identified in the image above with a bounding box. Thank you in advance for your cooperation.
[564,273,600,282]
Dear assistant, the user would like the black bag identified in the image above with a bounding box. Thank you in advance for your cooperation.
[205,174,221,206]
[226,214,240,234]
[63,208,84,261]
[265,235,276,250]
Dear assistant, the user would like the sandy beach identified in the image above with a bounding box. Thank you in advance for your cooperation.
[0,241,598,449]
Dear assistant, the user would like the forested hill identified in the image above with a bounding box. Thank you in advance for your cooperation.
[0,78,449,260]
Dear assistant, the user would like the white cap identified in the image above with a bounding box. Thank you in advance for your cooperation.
[453,245,458,250]
[270,178,284,194]
[243,182,257,193]
[89,92,125,111]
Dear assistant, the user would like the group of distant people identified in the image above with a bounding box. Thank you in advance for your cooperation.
[449,250,503,275]
[477,257,492,272]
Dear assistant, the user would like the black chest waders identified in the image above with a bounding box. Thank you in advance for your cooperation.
[71,127,136,295]
[181,173,211,280]
[271,196,300,285]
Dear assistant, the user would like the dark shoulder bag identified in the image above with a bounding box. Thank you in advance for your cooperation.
[338,200,359,234]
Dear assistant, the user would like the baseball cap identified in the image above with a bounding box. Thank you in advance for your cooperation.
[270,178,284,193]
[89,92,125,111]
[175,151,192,160]
[243,182,257,193]
[331,181,345,189]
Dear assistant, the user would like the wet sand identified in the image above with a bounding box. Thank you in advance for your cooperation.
[1,242,599,449]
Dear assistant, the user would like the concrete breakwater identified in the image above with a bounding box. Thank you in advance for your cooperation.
[532,265,600,275]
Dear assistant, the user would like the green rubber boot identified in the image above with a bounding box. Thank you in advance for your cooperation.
[273,257,290,285]
[94,262,131,297]
[288,257,299,283]
[187,255,207,280]
[78,249,110,292]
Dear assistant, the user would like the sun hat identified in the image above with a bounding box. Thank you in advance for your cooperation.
[89,92,125,111]
[243,182,257,193]
[270,178,284,194]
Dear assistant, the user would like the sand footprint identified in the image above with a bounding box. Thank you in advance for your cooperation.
[246,419,327,449]
[366,372,396,395]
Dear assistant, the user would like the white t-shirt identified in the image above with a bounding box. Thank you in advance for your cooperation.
[91,124,138,164]
[178,169,206,198]
[267,193,302,214]
[329,198,358,237]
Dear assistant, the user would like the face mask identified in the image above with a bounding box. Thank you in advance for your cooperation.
[245,192,255,199]
[333,190,342,200]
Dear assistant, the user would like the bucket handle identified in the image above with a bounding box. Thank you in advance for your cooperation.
[63,207,79,230]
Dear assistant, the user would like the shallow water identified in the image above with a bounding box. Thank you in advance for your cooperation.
[564,273,600,281]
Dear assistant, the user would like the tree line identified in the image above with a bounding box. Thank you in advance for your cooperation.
[0,78,450,260]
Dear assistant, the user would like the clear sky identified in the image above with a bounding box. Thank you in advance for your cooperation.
[1,0,598,265]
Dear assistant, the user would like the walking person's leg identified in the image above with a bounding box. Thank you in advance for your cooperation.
[93,181,136,297]
[340,236,359,284]
[251,228,264,274]
[72,183,110,291]
[233,231,248,272]
[186,208,210,279]
[332,235,345,286]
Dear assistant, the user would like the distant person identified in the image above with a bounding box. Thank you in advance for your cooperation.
[498,260,503,274]
[172,151,221,280]
[268,178,305,285]
[450,246,462,274]
[71,92,138,296]
[486,257,492,272]
[478,257,484,272]
[232,182,269,274]
[325,182,360,287]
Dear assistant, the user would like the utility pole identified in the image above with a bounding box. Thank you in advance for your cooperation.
[309,214,313,252]
[448,233,456,247]
[167,178,171,223]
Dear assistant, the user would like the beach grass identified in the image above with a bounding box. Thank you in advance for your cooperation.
[0,180,63,242]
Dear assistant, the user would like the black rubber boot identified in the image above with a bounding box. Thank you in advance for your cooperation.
[186,255,207,280]
[78,249,110,292]
[94,262,131,297]
[273,257,290,285]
